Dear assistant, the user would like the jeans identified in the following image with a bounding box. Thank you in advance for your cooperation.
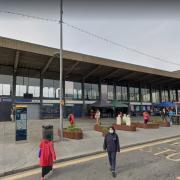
[168,116,173,125]
[108,152,117,171]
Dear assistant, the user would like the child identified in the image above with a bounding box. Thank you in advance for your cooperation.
[39,134,56,180]
[143,111,150,124]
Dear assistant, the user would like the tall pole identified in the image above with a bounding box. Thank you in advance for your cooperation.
[59,0,63,140]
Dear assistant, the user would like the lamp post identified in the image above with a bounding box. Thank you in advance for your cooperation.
[59,0,63,140]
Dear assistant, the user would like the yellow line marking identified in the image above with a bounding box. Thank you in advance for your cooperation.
[166,153,180,162]
[2,137,180,180]
[176,177,180,180]
[154,149,176,156]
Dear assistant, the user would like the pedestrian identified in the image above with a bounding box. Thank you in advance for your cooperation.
[143,111,150,124]
[68,113,75,127]
[168,109,174,126]
[95,109,101,124]
[103,126,120,178]
[10,104,15,122]
[39,134,56,180]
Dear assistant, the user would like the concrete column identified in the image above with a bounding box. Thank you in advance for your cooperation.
[63,80,65,101]
[176,89,178,102]
[150,85,152,103]
[12,72,16,105]
[114,83,116,100]
[159,86,162,102]
[127,82,130,114]
[82,81,86,117]
[139,83,143,113]
[98,80,101,101]
[40,75,43,119]
[168,88,171,101]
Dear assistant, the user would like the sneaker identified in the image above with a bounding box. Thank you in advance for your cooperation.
[48,170,54,177]
[112,171,117,178]
[44,174,49,180]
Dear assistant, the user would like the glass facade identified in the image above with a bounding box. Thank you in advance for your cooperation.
[178,90,180,101]
[16,77,40,97]
[84,83,99,100]
[170,89,176,102]
[1,74,179,104]
[161,89,169,102]
[43,79,56,98]
[116,86,128,101]
[141,87,150,102]
[0,75,12,96]
[107,85,114,100]
[152,89,160,103]
[129,87,140,101]
[65,81,82,100]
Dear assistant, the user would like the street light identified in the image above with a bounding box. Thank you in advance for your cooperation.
[59,0,63,140]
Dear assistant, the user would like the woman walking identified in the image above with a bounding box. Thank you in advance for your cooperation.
[103,126,120,178]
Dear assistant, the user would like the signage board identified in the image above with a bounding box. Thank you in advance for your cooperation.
[15,105,27,141]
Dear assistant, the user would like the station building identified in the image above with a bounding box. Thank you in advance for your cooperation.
[0,36,180,120]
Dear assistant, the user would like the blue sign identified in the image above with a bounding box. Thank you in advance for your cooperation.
[15,106,27,141]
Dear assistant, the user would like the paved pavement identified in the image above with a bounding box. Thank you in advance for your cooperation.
[3,137,180,180]
[0,117,180,176]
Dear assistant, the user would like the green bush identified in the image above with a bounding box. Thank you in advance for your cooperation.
[64,124,82,132]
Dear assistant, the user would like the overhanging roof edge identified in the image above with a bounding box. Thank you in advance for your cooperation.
[0,36,180,79]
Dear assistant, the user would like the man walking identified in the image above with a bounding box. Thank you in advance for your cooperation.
[103,126,120,178]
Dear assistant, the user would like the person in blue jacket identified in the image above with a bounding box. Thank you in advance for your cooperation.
[168,109,175,126]
[103,126,120,178]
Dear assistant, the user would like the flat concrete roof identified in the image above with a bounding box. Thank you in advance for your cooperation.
[0,36,180,88]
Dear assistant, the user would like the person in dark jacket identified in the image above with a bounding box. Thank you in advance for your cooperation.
[103,126,120,178]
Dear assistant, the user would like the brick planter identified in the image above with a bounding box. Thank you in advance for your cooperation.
[63,129,83,140]
[155,121,170,127]
[132,122,159,129]
[94,124,103,132]
[113,124,136,131]
[94,124,109,137]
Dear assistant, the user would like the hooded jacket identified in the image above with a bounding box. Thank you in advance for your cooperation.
[39,139,56,167]
[103,132,120,152]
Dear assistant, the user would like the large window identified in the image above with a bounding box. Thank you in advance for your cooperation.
[170,89,176,102]
[107,85,114,100]
[141,88,150,102]
[16,77,40,97]
[73,82,82,99]
[43,79,55,98]
[129,87,140,101]
[0,75,12,96]
[84,83,99,100]
[28,78,40,97]
[116,86,128,101]
[152,89,160,103]
[161,89,169,102]
[65,81,82,100]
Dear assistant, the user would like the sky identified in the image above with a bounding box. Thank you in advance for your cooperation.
[0,0,180,72]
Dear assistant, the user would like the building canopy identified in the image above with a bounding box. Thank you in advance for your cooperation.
[0,36,180,88]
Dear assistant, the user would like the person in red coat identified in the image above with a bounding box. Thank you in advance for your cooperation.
[68,114,75,125]
[39,134,56,180]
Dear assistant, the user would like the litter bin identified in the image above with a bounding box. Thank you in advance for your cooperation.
[42,125,53,141]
